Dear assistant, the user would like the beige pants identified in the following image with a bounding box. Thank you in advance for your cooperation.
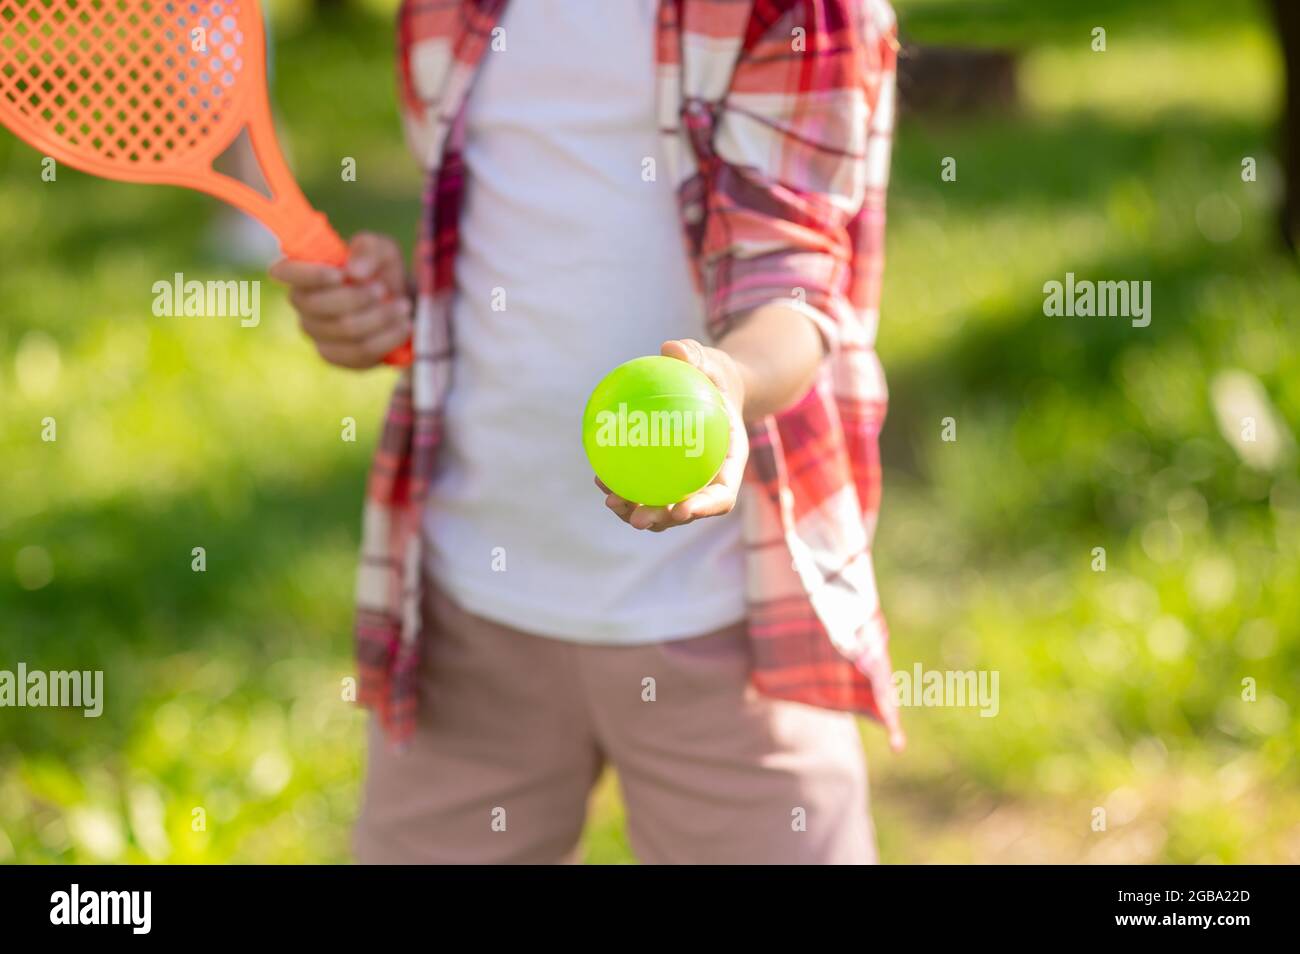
[353,585,877,864]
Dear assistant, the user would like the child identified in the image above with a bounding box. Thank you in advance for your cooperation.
[270,0,902,864]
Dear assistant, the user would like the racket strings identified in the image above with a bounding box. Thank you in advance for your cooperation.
[0,0,246,165]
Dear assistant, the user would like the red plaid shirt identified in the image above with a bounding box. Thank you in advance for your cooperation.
[357,0,904,751]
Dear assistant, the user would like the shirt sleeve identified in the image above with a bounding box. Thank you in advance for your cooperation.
[698,0,893,353]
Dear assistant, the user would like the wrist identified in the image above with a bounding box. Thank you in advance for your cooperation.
[715,302,825,420]
[706,343,761,424]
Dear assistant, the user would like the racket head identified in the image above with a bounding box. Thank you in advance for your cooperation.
[0,0,264,180]
[0,0,412,366]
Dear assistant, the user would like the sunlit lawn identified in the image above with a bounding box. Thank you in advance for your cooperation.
[1,0,1297,863]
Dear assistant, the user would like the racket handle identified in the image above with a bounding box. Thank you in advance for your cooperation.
[281,211,415,368]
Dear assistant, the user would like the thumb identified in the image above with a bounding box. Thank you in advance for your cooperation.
[345,232,393,283]
[661,338,732,397]
[662,338,714,378]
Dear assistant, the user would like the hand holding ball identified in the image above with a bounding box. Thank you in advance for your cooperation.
[582,356,730,507]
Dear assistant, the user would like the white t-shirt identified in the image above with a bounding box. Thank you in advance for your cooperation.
[422,0,747,644]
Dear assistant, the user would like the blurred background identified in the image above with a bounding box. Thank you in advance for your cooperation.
[1,0,1297,863]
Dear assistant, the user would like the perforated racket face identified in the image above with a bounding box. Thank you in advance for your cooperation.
[0,0,409,360]
[0,0,258,172]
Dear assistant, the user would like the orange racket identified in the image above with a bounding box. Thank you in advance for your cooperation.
[0,0,412,365]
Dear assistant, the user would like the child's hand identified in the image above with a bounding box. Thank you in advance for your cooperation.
[269,232,413,369]
[597,338,750,532]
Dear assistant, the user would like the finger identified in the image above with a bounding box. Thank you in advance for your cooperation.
[629,504,671,531]
[346,233,407,289]
[300,298,410,344]
[669,482,736,521]
[661,337,706,370]
[378,245,408,298]
[604,492,636,522]
[358,314,415,366]
[269,259,345,290]
[314,310,412,370]
[292,281,388,319]
[662,337,732,395]
[594,477,637,520]
[314,339,372,370]
[345,232,390,283]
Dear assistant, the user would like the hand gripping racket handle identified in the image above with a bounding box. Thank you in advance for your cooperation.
[280,211,415,368]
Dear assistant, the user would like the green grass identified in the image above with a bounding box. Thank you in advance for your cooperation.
[1,0,1297,863]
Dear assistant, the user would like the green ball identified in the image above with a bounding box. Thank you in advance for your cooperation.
[582,355,730,507]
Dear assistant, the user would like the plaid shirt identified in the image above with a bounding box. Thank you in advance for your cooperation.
[357,0,904,751]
